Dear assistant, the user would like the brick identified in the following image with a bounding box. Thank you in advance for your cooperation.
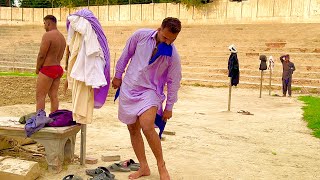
[163,131,176,136]
[85,157,98,164]
[101,155,121,162]
[0,156,40,180]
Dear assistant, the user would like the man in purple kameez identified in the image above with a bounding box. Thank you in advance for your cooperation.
[112,17,182,180]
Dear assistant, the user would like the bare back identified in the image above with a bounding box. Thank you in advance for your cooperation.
[40,30,66,66]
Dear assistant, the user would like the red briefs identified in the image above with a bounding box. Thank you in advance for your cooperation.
[40,65,64,79]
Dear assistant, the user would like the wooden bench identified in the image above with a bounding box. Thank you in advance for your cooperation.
[0,117,81,173]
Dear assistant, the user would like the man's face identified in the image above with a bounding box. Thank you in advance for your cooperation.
[157,27,179,45]
[285,56,289,62]
[43,20,50,32]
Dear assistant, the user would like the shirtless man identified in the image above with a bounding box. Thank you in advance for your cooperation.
[36,15,66,113]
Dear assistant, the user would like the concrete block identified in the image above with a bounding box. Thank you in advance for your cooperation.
[0,156,40,180]
[85,157,98,164]
[101,155,121,162]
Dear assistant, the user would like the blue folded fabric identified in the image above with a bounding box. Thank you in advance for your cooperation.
[114,88,120,102]
[149,42,173,65]
[154,114,166,139]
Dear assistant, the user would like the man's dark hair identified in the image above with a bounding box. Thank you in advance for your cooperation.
[44,15,57,24]
[161,17,181,34]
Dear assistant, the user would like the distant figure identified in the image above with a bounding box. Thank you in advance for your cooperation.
[228,44,239,86]
[35,15,66,112]
[279,54,295,97]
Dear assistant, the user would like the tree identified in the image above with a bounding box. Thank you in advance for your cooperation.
[19,0,52,8]
[0,0,12,7]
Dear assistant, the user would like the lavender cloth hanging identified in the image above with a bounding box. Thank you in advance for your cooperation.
[67,9,110,109]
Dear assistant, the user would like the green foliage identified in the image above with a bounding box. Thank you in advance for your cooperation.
[16,0,214,7]
[0,0,12,7]
[179,0,206,8]
[299,96,320,138]
[19,0,52,8]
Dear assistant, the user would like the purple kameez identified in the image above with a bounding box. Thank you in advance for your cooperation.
[115,29,182,124]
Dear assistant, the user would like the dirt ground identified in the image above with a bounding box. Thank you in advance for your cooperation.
[0,76,320,179]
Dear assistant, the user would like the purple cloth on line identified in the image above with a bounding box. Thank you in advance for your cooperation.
[67,8,110,109]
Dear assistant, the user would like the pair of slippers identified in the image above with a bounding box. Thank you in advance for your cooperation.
[86,166,115,180]
[107,159,140,172]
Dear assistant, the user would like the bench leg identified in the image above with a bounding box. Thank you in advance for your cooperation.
[34,138,65,173]
[64,135,76,163]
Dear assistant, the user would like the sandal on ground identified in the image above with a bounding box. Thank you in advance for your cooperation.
[120,159,140,171]
[88,171,115,180]
[86,166,114,177]
[107,163,130,172]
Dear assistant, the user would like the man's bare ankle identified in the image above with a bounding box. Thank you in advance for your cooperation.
[157,161,166,168]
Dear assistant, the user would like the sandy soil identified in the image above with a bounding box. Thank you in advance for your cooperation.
[0,83,320,179]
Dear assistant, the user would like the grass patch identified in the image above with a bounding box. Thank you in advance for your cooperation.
[299,96,320,138]
[0,71,36,77]
[0,72,67,78]
[309,88,319,94]
[291,87,301,91]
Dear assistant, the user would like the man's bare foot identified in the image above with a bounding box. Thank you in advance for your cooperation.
[128,167,150,179]
[158,162,170,180]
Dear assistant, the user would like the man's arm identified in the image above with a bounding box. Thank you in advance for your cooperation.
[114,31,141,79]
[279,55,285,63]
[291,62,296,72]
[36,33,50,74]
[163,51,182,120]
[112,30,141,89]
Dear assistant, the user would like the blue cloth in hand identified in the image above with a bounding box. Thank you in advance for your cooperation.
[154,114,167,139]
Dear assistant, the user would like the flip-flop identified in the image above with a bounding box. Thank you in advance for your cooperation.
[107,163,130,172]
[86,167,114,178]
[88,171,115,180]
[63,174,83,180]
[120,159,140,171]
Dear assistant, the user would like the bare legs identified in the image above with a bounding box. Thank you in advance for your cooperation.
[127,106,170,180]
[36,72,60,113]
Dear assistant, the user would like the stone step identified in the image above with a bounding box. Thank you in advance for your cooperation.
[0,156,40,180]
[182,72,320,87]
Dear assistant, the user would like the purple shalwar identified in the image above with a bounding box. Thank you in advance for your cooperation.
[115,29,182,124]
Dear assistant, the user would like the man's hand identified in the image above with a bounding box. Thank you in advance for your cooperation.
[112,77,122,89]
[162,110,172,122]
